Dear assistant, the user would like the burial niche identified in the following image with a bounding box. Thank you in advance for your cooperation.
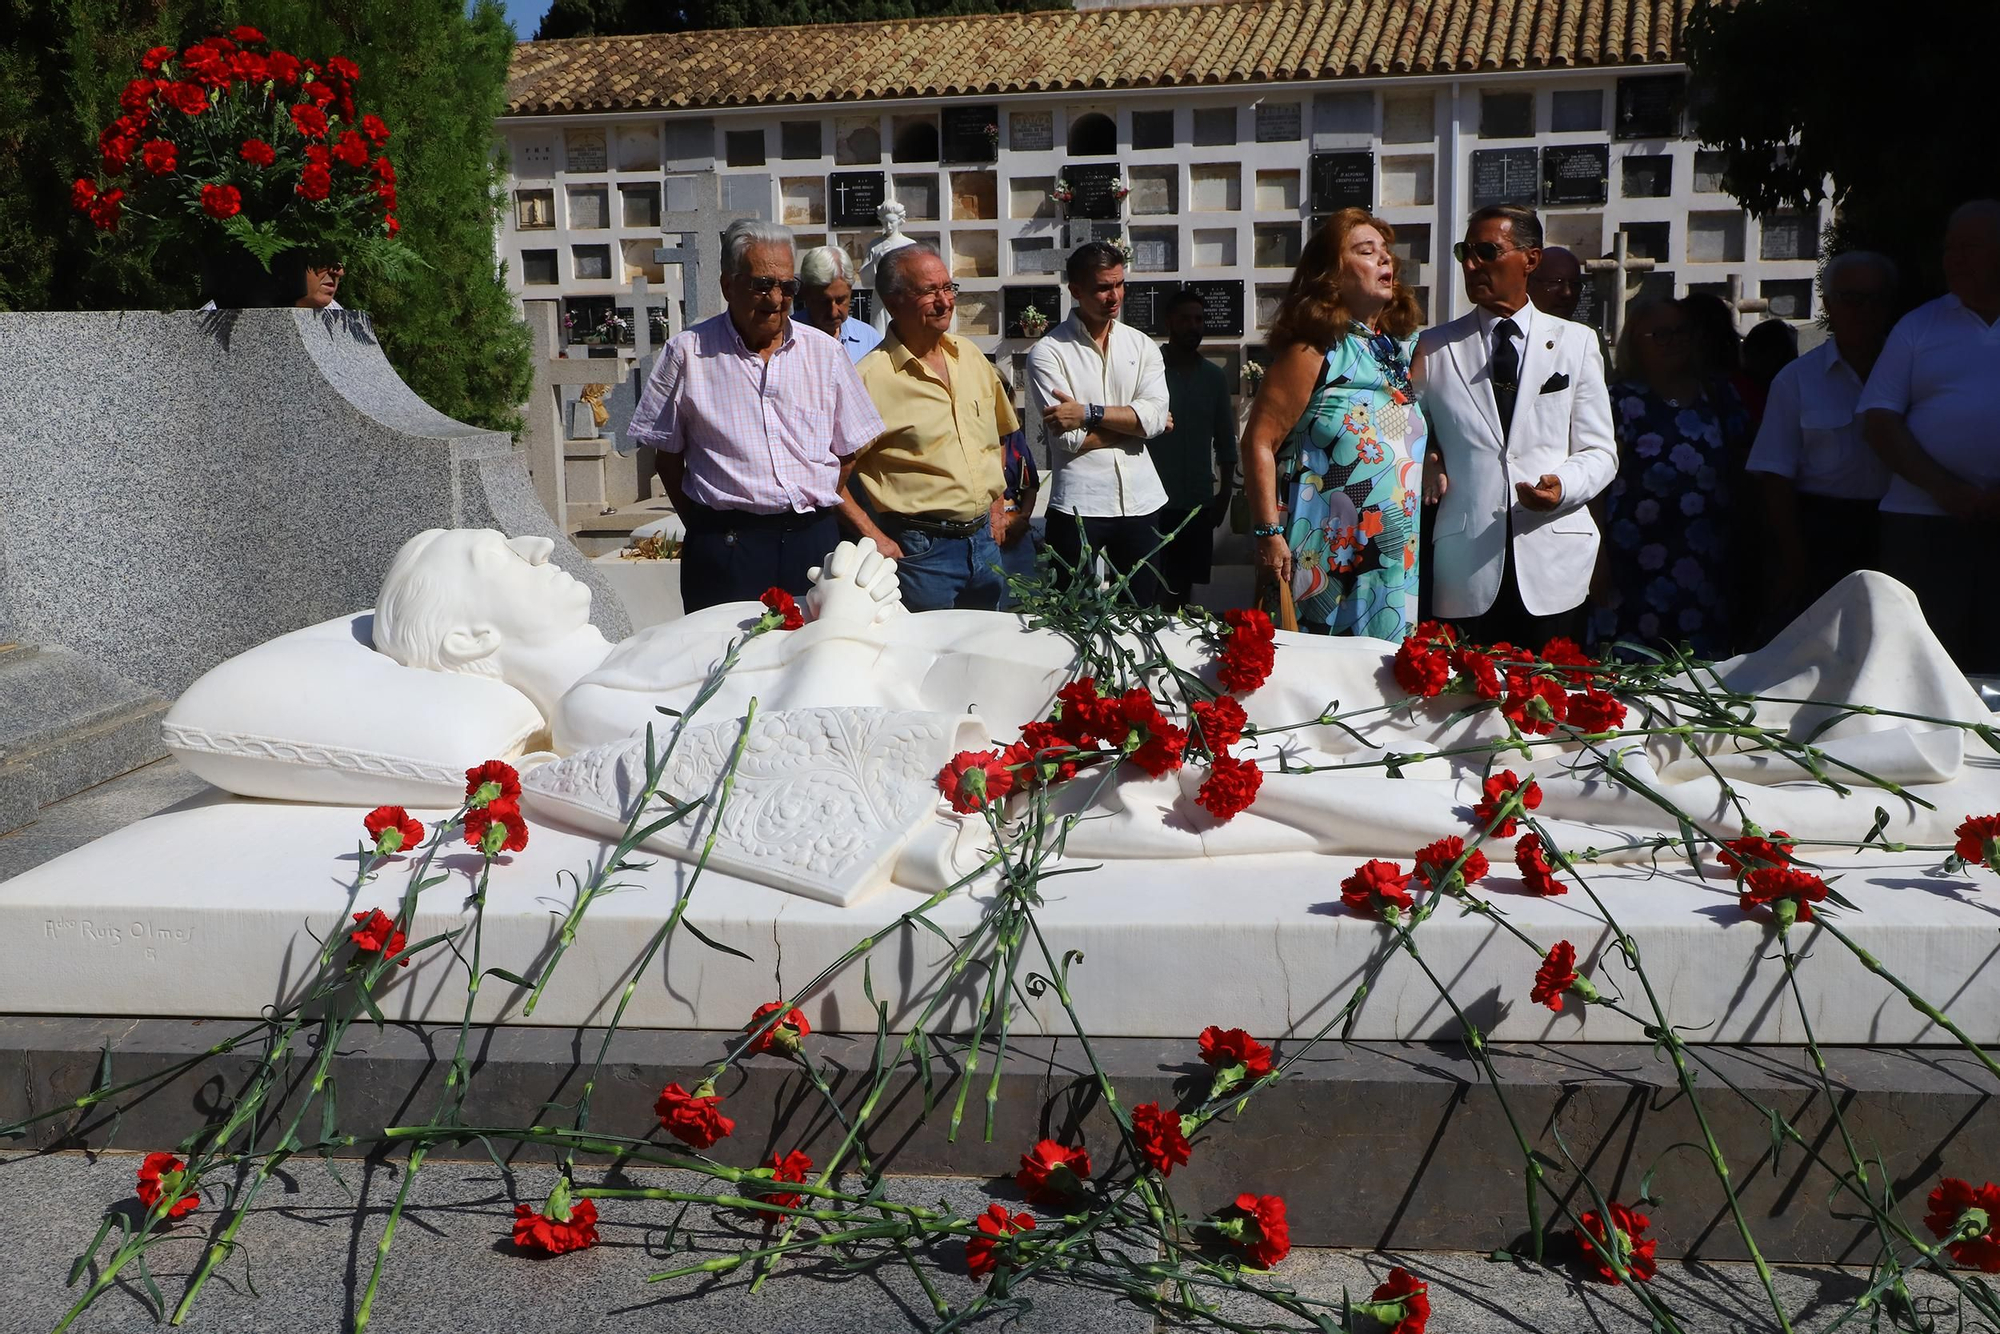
[1067,112,1117,158]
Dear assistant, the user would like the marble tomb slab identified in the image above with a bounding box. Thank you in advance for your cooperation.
[1,795,1996,1046]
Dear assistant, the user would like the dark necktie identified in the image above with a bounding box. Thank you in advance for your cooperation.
[1491,316,1521,443]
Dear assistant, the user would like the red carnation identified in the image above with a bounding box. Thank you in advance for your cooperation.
[1413,835,1488,893]
[1393,637,1452,698]
[1501,675,1568,735]
[228,51,269,86]
[1925,1177,2000,1272]
[239,137,276,167]
[1001,728,1087,788]
[120,79,158,113]
[384,214,400,237]
[1108,688,1185,776]
[938,749,1013,814]
[162,81,209,115]
[965,1202,1035,1278]
[1539,635,1597,686]
[1472,770,1542,838]
[304,143,330,167]
[1739,866,1829,926]
[350,908,410,966]
[654,1081,734,1149]
[199,183,241,219]
[1198,1025,1274,1080]
[1531,940,1590,1011]
[140,45,176,72]
[100,138,134,175]
[363,805,424,856]
[88,187,125,231]
[465,799,529,856]
[745,1000,810,1056]
[304,79,336,107]
[759,1149,813,1210]
[332,129,370,169]
[758,585,804,630]
[135,1151,199,1221]
[1450,646,1505,700]
[1196,754,1262,821]
[1217,609,1276,694]
[511,1194,598,1255]
[1341,858,1416,922]
[326,55,361,82]
[1573,1201,1658,1283]
[373,154,397,184]
[1514,832,1564,895]
[1954,814,2000,875]
[1213,1192,1290,1269]
[361,113,392,148]
[289,103,329,138]
[180,44,230,89]
[1363,1266,1431,1334]
[267,51,301,85]
[1566,687,1627,735]
[465,759,522,807]
[1189,694,1247,752]
[1016,1139,1091,1205]
[1130,1102,1191,1177]
[1717,829,1796,875]
[1052,677,1118,745]
[230,25,268,45]
[71,178,98,212]
[296,163,332,200]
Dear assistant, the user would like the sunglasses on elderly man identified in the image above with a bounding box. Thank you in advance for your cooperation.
[1452,240,1528,264]
[741,276,803,298]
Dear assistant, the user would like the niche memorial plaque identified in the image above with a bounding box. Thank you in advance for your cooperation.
[1256,103,1303,143]
[830,171,887,229]
[1004,285,1062,338]
[1615,74,1685,141]
[942,105,1000,163]
[1121,281,1178,337]
[1064,162,1124,221]
[1541,144,1609,206]
[1186,279,1244,337]
[1470,148,1539,209]
[1010,112,1054,154]
[1308,152,1373,213]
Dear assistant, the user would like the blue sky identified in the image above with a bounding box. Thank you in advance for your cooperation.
[501,0,551,39]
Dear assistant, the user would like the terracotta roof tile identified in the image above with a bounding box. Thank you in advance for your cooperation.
[506,0,1704,116]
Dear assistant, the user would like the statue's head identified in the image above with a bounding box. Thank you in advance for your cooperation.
[876,199,907,232]
[374,529,609,718]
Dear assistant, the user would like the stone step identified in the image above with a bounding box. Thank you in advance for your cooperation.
[0,645,168,836]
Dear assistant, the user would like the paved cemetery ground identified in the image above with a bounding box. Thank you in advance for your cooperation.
[3,1150,1978,1333]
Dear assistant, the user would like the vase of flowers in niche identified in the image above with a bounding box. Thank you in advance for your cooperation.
[74,28,416,309]
[1017,303,1050,340]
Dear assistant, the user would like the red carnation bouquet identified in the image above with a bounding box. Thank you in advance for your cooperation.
[73,28,415,297]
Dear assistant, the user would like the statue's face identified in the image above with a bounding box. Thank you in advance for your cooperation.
[411,529,591,650]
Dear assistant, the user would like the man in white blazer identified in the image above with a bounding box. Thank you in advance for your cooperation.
[1414,205,1618,646]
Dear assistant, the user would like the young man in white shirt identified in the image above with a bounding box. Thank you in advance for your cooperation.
[1746,251,1897,626]
[1027,241,1172,607]
[1860,200,2000,673]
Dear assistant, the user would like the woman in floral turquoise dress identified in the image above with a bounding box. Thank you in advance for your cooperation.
[1241,208,1429,639]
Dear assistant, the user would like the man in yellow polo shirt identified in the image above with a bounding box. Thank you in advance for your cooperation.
[838,244,1038,611]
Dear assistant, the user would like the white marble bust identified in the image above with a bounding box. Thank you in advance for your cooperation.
[861,200,915,334]
[372,528,612,725]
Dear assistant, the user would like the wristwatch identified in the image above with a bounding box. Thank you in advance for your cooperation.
[1252,522,1283,538]
[1085,402,1105,429]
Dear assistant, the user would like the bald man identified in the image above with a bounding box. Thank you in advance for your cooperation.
[1860,199,2000,672]
[1527,245,1585,320]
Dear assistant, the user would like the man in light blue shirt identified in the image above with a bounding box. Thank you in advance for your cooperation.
[798,245,882,363]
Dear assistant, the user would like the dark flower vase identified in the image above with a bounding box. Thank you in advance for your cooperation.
[199,248,309,309]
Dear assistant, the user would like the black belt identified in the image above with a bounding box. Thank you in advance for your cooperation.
[879,512,984,539]
[679,501,831,534]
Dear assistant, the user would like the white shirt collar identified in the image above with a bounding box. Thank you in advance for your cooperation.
[1476,301,1534,341]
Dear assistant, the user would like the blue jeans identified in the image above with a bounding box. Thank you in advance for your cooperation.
[891,523,1036,612]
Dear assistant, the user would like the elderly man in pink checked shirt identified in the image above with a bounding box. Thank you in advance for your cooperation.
[629,219,887,612]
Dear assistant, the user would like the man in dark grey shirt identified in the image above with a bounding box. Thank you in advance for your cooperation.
[1147,290,1239,610]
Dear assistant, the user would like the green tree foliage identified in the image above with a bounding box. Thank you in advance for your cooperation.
[0,0,532,433]
[1684,0,2000,301]
[536,0,1067,41]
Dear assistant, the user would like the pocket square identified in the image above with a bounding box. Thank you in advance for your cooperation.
[1538,372,1571,394]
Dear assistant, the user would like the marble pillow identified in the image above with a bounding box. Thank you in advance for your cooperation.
[162,612,547,805]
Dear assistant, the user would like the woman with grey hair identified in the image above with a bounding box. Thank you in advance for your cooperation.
[797,244,882,362]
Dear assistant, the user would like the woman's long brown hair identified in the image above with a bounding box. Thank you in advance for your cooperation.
[1266,207,1424,351]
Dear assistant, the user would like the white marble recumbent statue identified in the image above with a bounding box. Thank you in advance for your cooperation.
[344,527,2000,908]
